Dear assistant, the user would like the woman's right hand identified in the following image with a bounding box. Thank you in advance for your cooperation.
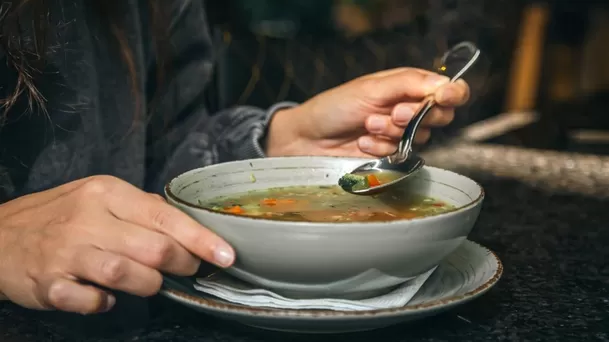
[0,175,235,314]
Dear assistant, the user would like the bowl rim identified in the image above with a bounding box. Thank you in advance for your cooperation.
[164,156,485,228]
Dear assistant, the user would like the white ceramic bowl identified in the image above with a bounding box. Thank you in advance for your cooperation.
[165,156,484,299]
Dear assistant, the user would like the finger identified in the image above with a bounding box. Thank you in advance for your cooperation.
[359,67,435,80]
[365,115,404,139]
[390,102,455,129]
[358,135,399,157]
[68,246,163,297]
[414,128,431,144]
[93,219,200,276]
[41,276,115,314]
[84,177,235,268]
[363,70,449,103]
[421,107,455,127]
[391,103,416,125]
[434,79,470,106]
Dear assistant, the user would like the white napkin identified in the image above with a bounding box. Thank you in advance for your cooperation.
[193,267,437,311]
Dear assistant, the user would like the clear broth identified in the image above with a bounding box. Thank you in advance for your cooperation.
[198,185,455,223]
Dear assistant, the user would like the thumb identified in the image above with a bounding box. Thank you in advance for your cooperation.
[365,70,450,103]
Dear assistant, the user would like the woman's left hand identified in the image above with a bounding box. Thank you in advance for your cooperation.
[266,67,470,158]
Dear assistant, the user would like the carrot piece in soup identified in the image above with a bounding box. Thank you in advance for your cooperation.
[367,174,381,187]
[277,199,296,204]
[224,205,244,214]
[262,198,277,206]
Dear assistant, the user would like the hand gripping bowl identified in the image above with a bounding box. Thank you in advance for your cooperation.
[165,157,484,299]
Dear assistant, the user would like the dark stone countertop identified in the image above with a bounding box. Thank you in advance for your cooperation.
[1,142,609,342]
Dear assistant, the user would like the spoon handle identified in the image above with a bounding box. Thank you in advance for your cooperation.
[387,41,481,165]
[387,98,435,164]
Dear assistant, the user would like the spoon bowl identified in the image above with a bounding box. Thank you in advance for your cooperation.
[345,155,425,195]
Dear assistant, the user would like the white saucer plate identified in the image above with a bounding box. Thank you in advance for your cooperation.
[160,240,502,334]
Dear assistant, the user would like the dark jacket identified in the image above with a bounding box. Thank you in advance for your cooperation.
[0,0,293,202]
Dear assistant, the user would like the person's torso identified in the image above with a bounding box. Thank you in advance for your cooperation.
[0,0,154,202]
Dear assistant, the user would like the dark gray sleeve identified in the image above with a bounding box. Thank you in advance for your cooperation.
[143,0,297,193]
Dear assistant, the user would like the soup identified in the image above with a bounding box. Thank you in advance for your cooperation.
[197,185,455,222]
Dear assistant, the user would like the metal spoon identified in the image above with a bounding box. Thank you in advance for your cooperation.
[340,41,481,195]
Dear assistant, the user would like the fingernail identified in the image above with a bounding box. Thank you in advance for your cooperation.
[367,116,384,132]
[393,106,414,123]
[437,87,458,103]
[103,294,116,312]
[359,137,373,151]
[423,74,450,94]
[213,243,235,267]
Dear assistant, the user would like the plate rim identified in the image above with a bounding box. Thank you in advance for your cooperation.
[160,240,503,319]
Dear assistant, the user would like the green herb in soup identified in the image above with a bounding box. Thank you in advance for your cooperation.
[338,173,369,191]
[338,171,402,192]
[198,185,454,222]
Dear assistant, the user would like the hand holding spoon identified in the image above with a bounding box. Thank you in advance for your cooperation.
[339,41,481,195]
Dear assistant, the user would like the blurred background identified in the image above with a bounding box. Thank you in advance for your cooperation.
[202,0,609,155]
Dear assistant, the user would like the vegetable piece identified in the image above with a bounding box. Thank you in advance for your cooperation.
[224,205,244,214]
[262,198,278,206]
[338,173,369,191]
[262,198,296,206]
[366,174,381,187]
